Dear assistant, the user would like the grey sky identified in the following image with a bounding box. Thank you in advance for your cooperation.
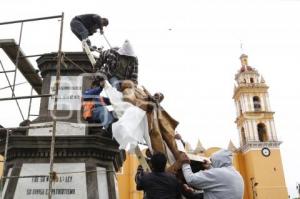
[0,0,300,197]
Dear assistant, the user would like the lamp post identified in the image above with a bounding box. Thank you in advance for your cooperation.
[250,177,259,199]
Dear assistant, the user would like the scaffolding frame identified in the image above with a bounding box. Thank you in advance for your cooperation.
[0,13,64,199]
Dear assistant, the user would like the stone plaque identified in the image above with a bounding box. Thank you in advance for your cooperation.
[28,122,86,136]
[13,163,87,199]
[96,167,109,199]
[48,76,83,111]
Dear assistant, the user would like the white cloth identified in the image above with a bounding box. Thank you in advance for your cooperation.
[103,81,152,152]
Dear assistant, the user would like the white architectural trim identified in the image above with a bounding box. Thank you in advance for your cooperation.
[243,95,248,113]
[235,101,240,117]
[271,120,278,141]
[247,94,253,111]
[266,120,273,141]
[266,93,272,111]
[259,93,266,111]
[252,120,258,141]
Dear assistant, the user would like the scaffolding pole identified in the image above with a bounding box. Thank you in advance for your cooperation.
[0,70,15,73]
[0,129,10,192]
[20,54,46,58]
[0,15,62,26]
[48,12,64,199]
[27,87,34,120]
[0,14,65,198]
[0,94,52,101]
[0,124,53,131]
[0,60,25,120]
[11,22,24,98]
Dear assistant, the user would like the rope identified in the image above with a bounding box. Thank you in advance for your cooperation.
[101,33,112,48]
[62,54,88,73]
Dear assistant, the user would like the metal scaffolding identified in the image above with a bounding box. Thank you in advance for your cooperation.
[0,13,64,199]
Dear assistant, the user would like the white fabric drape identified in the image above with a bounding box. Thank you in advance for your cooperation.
[103,81,152,152]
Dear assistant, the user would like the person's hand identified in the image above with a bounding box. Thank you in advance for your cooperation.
[174,133,182,140]
[137,165,144,172]
[100,29,104,35]
[154,92,164,103]
[183,184,195,193]
[99,80,106,88]
[202,159,211,170]
[179,152,190,165]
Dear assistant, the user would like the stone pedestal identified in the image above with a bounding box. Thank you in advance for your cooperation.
[0,52,125,199]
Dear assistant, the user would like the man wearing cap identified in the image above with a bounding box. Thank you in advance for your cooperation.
[96,40,138,88]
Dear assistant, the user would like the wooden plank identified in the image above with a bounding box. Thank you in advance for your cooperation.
[135,145,151,172]
[0,39,42,94]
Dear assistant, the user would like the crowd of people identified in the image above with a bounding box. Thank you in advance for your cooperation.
[71,13,245,199]
[136,149,244,199]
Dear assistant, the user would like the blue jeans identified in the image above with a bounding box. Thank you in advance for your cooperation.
[92,106,114,129]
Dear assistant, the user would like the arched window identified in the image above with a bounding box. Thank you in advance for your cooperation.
[241,127,246,145]
[250,78,254,83]
[253,96,261,111]
[257,123,268,142]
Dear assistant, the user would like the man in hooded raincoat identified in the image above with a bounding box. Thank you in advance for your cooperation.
[181,149,244,199]
[96,40,138,88]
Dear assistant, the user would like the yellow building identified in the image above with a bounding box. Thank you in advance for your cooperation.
[0,156,3,176]
[117,54,288,199]
[232,54,288,199]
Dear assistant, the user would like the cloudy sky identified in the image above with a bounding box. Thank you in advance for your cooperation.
[0,0,300,197]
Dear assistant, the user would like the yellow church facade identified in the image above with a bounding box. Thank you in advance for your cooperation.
[116,54,289,199]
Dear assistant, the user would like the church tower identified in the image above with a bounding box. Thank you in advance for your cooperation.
[233,54,288,199]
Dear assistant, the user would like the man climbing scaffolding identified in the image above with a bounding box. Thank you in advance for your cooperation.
[70,14,109,66]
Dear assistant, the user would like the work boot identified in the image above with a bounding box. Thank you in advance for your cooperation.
[82,38,91,46]
[89,45,97,51]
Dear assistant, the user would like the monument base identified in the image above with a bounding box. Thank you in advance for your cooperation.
[0,134,125,199]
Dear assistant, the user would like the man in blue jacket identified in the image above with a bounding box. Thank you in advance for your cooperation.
[83,76,114,131]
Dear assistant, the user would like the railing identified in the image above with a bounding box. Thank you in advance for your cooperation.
[238,141,282,152]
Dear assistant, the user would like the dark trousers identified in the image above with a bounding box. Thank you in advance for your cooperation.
[70,18,89,41]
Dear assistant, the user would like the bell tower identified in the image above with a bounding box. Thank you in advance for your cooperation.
[233,54,288,199]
